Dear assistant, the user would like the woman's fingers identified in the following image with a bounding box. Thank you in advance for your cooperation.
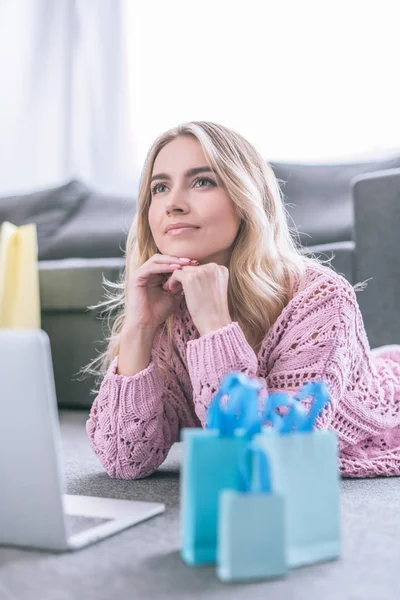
[162,267,186,293]
[151,254,198,266]
[145,263,182,277]
[134,263,182,286]
[163,279,183,293]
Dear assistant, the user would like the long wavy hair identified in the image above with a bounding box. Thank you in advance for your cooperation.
[81,120,318,393]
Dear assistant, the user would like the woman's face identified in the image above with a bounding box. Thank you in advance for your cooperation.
[148,136,241,266]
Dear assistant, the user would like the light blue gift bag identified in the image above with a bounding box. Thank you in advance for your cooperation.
[256,382,341,568]
[217,441,287,583]
[180,372,263,566]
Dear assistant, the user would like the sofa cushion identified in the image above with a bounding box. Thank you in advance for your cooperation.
[0,180,137,260]
[42,187,137,260]
[271,154,400,246]
[0,180,90,259]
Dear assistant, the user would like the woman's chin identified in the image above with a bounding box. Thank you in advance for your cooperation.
[164,243,203,259]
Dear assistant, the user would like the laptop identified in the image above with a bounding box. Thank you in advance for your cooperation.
[0,329,165,552]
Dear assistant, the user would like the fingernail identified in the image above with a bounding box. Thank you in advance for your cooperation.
[179,258,191,263]
[170,263,181,268]
[190,260,199,265]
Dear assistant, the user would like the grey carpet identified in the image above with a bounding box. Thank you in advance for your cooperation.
[1,410,400,600]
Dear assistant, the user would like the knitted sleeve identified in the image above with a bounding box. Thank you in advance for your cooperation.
[186,322,259,425]
[86,349,198,480]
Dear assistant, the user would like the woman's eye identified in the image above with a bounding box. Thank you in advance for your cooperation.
[151,177,216,196]
[195,177,216,188]
[151,182,165,195]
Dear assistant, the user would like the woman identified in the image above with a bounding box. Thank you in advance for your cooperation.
[85,121,400,480]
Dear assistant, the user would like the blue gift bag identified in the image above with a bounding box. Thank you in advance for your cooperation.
[217,442,287,583]
[256,382,341,568]
[180,372,263,566]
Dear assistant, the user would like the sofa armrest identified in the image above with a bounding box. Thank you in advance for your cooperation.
[352,168,400,348]
[39,257,125,311]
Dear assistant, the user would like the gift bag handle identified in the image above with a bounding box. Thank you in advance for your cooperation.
[238,441,272,494]
[263,392,301,432]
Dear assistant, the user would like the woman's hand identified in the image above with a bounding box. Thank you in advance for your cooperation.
[125,254,198,331]
[162,262,233,335]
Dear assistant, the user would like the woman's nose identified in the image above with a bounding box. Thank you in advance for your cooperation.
[165,197,189,214]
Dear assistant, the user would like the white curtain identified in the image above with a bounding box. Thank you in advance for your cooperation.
[0,0,399,196]
[0,0,134,195]
[126,0,400,179]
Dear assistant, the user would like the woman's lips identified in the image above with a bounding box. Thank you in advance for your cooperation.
[166,227,199,236]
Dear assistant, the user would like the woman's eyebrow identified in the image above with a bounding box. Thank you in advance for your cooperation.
[150,166,216,184]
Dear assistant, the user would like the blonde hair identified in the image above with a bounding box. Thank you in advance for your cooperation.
[81,120,316,393]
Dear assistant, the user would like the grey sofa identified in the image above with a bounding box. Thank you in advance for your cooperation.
[1,156,400,409]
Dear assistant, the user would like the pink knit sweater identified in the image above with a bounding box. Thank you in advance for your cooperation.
[86,262,400,480]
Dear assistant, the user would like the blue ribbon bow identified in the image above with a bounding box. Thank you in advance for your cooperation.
[238,441,272,494]
[206,371,263,438]
[263,381,330,434]
[207,371,331,437]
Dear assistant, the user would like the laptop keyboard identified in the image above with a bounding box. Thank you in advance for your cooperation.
[65,514,113,537]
